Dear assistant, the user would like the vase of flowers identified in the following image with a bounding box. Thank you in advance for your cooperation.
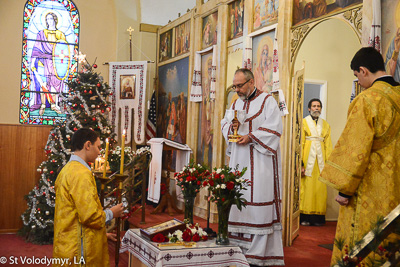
[174,161,209,224]
[203,165,249,245]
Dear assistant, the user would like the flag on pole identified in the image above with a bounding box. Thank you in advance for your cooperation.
[146,91,157,141]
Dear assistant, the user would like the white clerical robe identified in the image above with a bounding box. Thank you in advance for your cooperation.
[221,89,284,266]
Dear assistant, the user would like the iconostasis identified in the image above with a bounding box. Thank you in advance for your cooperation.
[153,0,391,244]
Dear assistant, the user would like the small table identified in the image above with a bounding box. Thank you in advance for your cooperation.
[120,229,250,267]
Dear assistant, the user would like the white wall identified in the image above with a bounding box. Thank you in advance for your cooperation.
[140,0,196,26]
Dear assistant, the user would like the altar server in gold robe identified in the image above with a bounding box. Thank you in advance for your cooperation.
[320,47,400,265]
[300,98,332,226]
[53,128,123,267]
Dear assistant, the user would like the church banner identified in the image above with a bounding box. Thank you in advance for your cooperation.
[109,61,147,144]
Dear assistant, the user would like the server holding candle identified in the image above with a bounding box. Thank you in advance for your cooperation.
[53,128,124,266]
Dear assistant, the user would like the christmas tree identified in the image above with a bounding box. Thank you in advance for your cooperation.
[19,59,116,244]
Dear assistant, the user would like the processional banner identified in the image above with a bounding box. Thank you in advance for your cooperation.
[109,61,147,144]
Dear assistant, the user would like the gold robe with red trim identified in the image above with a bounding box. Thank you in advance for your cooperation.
[53,161,109,267]
[320,81,400,265]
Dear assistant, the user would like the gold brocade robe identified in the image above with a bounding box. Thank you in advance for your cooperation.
[53,161,109,267]
[300,116,332,215]
[320,81,400,265]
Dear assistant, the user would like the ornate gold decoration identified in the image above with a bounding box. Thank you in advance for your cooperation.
[343,6,362,36]
[290,25,310,63]
[292,74,304,213]
[290,5,362,64]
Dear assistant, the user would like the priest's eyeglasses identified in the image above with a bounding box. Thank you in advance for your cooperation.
[232,79,251,90]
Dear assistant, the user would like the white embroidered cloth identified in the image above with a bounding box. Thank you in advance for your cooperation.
[108,61,147,144]
[147,138,191,203]
[189,46,215,102]
[120,229,250,267]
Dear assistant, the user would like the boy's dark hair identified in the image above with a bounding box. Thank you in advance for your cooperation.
[350,47,385,73]
[71,128,99,152]
[308,98,322,109]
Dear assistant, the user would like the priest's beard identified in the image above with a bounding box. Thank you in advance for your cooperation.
[310,110,321,117]
[239,95,246,101]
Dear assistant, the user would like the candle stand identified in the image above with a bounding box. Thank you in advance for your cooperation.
[114,173,128,267]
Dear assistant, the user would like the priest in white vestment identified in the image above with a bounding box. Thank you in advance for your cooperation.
[300,98,332,226]
[221,69,284,266]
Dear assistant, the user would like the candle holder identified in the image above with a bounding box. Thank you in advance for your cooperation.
[93,171,111,207]
[114,174,128,267]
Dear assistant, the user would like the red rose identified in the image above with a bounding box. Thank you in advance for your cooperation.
[192,233,201,242]
[152,233,167,243]
[203,181,208,187]
[221,198,225,202]
[186,177,191,182]
[191,176,196,181]
[197,181,201,185]
[209,180,214,186]
[202,235,208,241]
[215,174,220,179]
[182,229,192,242]
[226,181,235,190]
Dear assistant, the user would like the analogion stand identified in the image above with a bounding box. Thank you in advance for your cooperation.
[147,138,192,216]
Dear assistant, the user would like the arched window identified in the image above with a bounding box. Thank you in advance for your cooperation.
[20,0,79,125]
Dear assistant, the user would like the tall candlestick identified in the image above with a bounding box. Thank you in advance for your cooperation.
[103,139,109,178]
[120,129,126,174]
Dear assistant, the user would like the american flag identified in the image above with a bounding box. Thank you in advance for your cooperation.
[146,91,157,141]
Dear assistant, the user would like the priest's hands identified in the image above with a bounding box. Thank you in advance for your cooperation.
[110,203,124,218]
[237,134,251,145]
[335,195,349,206]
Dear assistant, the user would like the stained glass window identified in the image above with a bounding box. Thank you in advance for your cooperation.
[20,0,79,125]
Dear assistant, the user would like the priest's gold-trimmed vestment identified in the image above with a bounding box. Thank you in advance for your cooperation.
[320,79,400,265]
[53,161,109,267]
[300,115,332,216]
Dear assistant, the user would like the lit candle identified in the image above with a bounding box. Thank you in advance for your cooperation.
[103,139,109,178]
[91,162,94,170]
[95,157,99,170]
[120,129,126,174]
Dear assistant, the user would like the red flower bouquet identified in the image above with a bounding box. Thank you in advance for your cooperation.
[174,161,209,197]
[150,223,208,244]
[203,165,249,209]
[203,164,250,245]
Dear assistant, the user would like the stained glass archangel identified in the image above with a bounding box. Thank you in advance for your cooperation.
[20,0,79,125]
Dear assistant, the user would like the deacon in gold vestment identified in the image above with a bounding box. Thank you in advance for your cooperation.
[300,99,332,226]
[320,47,400,265]
[53,128,123,267]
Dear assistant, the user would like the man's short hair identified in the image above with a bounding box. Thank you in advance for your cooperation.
[235,68,254,81]
[71,128,99,152]
[350,47,385,73]
[308,98,322,109]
